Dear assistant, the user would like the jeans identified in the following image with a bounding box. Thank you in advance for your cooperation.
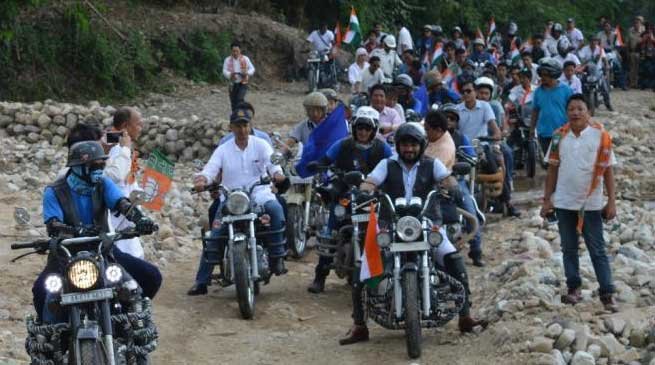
[458,179,483,258]
[36,247,163,323]
[229,83,248,111]
[556,209,614,295]
[500,142,514,185]
[194,199,286,285]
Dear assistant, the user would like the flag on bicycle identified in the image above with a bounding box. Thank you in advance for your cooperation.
[343,7,361,47]
[615,26,624,47]
[360,203,383,288]
[141,149,174,211]
[295,104,348,178]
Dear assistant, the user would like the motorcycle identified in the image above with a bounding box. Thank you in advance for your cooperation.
[270,133,326,258]
[307,50,337,92]
[581,61,604,116]
[444,162,481,248]
[365,184,466,359]
[468,137,505,214]
[505,101,538,178]
[11,225,159,365]
[195,177,285,319]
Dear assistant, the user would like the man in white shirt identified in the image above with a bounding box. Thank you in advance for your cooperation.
[454,80,501,141]
[348,48,369,93]
[187,107,288,295]
[558,61,583,94]
[566,18,585,49]
[307,23,335,54]
[104,107,145,259]
[541,94,617,312]
[396,22,414,54]
[222,41,255,111]
[360,56,385,93]
[370,35,402,82]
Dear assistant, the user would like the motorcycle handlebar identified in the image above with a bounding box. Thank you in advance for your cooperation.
[11,240,47,250]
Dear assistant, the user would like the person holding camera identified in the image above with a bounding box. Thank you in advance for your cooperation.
[104,107,146,259]
[541,94,618,312]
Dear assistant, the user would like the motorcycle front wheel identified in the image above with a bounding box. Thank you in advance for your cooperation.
[403,270,422,359]
[77,339,108,365]
[233,246,255,319]
[286,204,307,259]
[308,66,318,92]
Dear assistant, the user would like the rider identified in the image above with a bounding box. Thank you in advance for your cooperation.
[339,123,488,345]
[393,74,423,117]
[284,92,329,153]
[219,101,272,146]
[306,106,393,293]
[424,70,461,107]
[553,37,581,67]
[307,22,334,54]
[559,60,583,94]
[579,35,613,110]
[370,83,403,141]
[320,88,340,113]
[187,107,288,295]
[371,35,403,82]
[38,141,159,322]
[469,38,493,63]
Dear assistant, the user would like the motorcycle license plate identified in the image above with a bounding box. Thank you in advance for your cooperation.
[390,241,429,252]
[351,213,369,223]
[61,288,114,305]
[308,58,321,63]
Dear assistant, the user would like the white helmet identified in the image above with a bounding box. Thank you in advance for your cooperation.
[383,35,397,48]
[352,106,379,143]
[474,76,495,91]
[354,105,380,121]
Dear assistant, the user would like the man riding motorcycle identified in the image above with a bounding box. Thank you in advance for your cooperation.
[339,123,487,345]
[394,74,424,118]
[307,106,393,293]
[284,92,329,154]
[579,35,613,111]
[187,107,288,296]
[38,141,159,323]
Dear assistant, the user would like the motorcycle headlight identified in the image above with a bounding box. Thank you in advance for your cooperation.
[105,265,123,284]
[226,191,250,215]
[44,275,63,293]
[428,229,443,247]
[334,205,347,219]
[67,259,99,290]
[396,216,422,242]
[377,231,392,248]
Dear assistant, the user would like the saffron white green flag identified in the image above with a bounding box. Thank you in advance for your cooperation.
[343,7,361,47]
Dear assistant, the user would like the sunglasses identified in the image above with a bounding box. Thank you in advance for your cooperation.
[461,89,474,94]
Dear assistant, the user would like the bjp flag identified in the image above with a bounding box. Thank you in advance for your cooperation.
[141,149,174,211]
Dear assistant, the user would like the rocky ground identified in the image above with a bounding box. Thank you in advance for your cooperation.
[1,88,654,365]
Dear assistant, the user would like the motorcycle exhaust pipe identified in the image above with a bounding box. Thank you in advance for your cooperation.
[393,254,402,319]
[249,220,259,280]
[421,253,431,317]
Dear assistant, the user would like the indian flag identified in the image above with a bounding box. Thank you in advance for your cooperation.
[431,42,444,63]
[343,7,361,47]
[442,67,457,90]
[360,203,384,288]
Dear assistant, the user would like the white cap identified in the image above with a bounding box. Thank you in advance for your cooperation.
[356,47,368,57]
[383,35,396,48]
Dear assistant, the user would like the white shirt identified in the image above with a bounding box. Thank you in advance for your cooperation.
[567,28,585,49]
[222,55,255,83]
[367,155,451,201]
[370,48,402,80]
[348,62,369,92]
[360,66,385,93]
[307,30,335,53]
[545,125,617,210]
[454,100,496,140]
[397,27,414,53]
[199,136,282,206]
[105,145,144,259]
[578,45,606,64]
[558,74,583,94]
[553,53,581,67]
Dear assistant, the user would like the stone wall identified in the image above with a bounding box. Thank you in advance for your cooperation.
[0,100,226,161]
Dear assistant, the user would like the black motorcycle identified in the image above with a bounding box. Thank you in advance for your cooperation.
[195,177,285,319]
[307,50,337,92]
[581,62,604,116]
[506,101,538,178]
[12,228,158,365]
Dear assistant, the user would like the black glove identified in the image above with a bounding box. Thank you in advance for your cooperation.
[135,217,156,235]
[275,177,291,194]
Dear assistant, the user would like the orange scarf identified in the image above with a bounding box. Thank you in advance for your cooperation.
[227,55,249,84]
[127,149,139,185]
[549,121,612,234]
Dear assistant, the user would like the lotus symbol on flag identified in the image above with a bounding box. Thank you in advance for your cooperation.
[143,176,160,203]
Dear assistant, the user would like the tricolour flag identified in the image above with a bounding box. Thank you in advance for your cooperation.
[360,203,383,288]
[343,7,361,47]
[431,42,444,63]
[615,26,624,47]
[442,67,457,90]
[141,149,174,211]
[334,21,342,49]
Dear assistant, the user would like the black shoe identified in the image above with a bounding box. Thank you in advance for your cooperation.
[506,204,521,218]
[307,274,326,293]
[187,283,208,296]
[468,252,485,267]
[606,104,614,111]
[339,325,369,345]
[270,257,287,276]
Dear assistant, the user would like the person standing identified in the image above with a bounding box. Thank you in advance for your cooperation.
[222,41,255,111]
[396,21,414,54]
[348,48,369,93]
[628,16,646,88]
[105,107,146,259]
[566,18,585,49]
[541,94,618,312]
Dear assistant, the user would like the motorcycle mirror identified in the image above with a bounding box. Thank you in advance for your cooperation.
[129,190,146,204]
[14,207,31,225]
[452,162,472,176]
[271,152,285,165]
[343,171,364,186]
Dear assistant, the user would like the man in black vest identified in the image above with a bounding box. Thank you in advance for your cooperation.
[307,106,393,293]
[37,141,159,322]
[339,123,487,345]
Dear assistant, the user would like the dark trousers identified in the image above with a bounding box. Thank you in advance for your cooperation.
[556,209,614,295]
[538,136,552,157]
[229,83,248,111]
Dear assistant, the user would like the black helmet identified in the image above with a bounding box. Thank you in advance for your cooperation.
[441,103,460,121]
[537,57,562,79]
[67,141,108,167]
[393,74,414,89]
[394,122,427,157]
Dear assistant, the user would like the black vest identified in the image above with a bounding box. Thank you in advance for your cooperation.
[48,173,110,233]
[381,157,435,202]
[335,138,386,175]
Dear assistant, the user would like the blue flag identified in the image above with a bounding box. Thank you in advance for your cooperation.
[413,84,428,117]
[295,105,348,178]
